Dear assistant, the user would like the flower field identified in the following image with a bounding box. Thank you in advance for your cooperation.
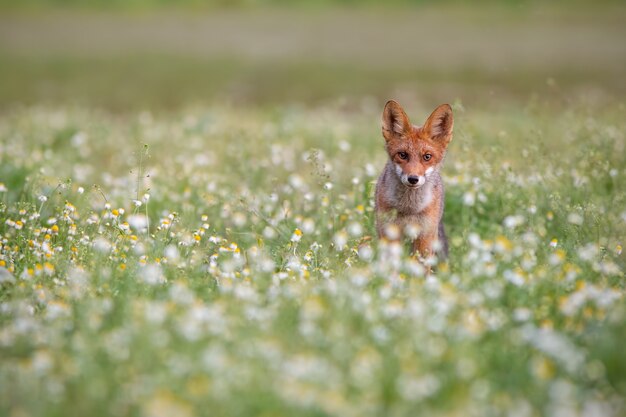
[0,100,624,416]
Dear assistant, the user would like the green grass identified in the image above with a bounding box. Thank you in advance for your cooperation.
[1,3,625,415]
[1,5,625,111]
[1,53,623,112]
[0,100,625,416]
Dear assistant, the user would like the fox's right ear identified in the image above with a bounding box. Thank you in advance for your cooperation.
[423,104,453,144]
[382,100,411,141]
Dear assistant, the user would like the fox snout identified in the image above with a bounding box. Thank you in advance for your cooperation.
[407,175,423,186]
[393,163,430,188]
[397,171,426,188]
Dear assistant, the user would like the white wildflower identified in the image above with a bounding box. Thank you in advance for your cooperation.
[128,214,148,231]
[358,245,373,261]
[164,245,180,263]
[347,222,363,237]
[140,264,166,285]
[463,191,476,206]
[93,237,112,253]
[567,213,583,225]
[504,215,524,229]
[333,231,348,250]
[0,267,15,284]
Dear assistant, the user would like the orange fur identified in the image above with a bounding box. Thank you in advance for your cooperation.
[375,100,453,267]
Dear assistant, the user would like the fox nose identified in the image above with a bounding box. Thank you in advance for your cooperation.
[407,175,420,185]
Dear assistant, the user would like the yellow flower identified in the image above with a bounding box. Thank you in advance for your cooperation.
[533,357,555,380]
[495,235,512,252]
[291,228,303,242]
[43,262,55,275]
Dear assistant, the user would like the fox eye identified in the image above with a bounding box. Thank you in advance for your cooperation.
[398,151,409,160]
[423,153,432,161]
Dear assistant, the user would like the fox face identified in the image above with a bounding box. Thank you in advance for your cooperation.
[382,101,453,188]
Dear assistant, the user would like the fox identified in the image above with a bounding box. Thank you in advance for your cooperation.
[375,100,453,263]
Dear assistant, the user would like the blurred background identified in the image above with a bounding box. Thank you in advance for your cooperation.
[1,0,625,112]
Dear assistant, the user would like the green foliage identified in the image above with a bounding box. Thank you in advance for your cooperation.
[0,101,624,416]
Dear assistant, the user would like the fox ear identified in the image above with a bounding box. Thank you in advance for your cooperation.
[382,100,411,141]
[423,104,453,144]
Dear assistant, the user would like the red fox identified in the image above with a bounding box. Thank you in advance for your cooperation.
[375,100,453,262]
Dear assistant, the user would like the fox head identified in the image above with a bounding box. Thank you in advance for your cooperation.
[382,100,453,188]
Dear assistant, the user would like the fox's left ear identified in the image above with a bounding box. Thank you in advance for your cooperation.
[382,100,412,141]
[423,104,453,145]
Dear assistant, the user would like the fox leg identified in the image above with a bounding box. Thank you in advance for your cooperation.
[437,221,449,259]
[412,232,437,274]
[412,233,436,257]
[375,209,400,241]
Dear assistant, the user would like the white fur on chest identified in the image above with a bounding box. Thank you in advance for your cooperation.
[384,178,434,215]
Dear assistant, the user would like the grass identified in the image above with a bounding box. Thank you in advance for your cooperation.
[1,53,623,112]
[1,5,625,110]
[1,3,625,415]
[0,99,625,416]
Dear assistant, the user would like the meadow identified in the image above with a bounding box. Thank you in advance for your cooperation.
[1,2,626,417]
